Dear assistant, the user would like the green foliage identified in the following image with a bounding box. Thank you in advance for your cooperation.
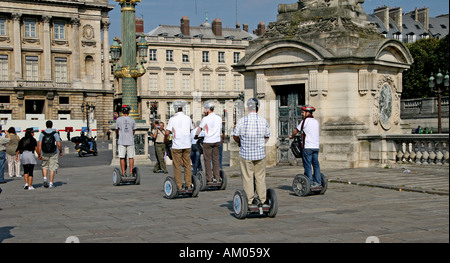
[403,35,449,99]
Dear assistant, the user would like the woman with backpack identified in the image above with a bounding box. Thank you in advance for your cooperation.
[16,128,41,190]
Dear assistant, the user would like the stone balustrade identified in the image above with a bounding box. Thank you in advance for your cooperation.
[358,134,449,167]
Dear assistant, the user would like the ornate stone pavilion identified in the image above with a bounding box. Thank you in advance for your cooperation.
[232,0,414,168]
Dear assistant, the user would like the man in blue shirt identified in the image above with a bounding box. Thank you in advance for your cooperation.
[233,98,270,207]
[38,120,62,188]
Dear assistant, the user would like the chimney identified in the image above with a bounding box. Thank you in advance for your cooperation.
[374,5,390,31]
[257,21,266,36]
[212,18,222,37]
[136,17,144,34]
[389,7,402,32]
[417,7,429,31]
[181,16,190,36]
[243,23,248,32]
[236,22,240,29]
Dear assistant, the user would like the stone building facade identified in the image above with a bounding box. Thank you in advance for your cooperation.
[0,0,113,139]
[131,17,258,136]
[233,0,414,168]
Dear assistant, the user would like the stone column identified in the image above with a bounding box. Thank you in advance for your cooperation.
[71,17,81,89]
[102,19,111,91]
[42,16,52,81]
[12,13,22,80]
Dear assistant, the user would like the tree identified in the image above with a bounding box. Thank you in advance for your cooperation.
[403,35,449,99]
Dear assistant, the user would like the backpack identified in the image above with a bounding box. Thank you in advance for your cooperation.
[41,131,57,153]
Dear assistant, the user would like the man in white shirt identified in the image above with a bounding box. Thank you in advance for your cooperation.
[289,105,321,188]
[195,101,222,183]
[166,101,194,190]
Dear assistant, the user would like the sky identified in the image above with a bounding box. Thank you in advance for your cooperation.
[107,0,449,44]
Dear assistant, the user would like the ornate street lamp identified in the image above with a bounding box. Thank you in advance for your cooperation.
[111,0,148,120]
[429,70,450,133]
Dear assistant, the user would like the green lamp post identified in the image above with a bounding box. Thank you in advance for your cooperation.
[110,0,151,166]
[112,0,148,120]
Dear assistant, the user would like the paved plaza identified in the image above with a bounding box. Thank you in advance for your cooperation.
[0,141,448,243]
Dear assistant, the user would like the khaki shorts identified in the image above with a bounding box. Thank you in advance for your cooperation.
[42,153,59,172]
[118,145,135,158]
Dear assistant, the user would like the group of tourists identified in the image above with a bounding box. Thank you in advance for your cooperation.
[115,99,322,208]
[0,121,63,191]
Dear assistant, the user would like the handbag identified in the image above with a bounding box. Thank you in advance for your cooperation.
[290,135,303,158]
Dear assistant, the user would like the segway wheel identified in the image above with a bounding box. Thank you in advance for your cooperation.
[292,174,311,196]
[191,175,200,197]
[164,177,178,199]
[266,188,278,218]
[219,170,227,190]
[196,170,207,191]
[319,173,328,195]
[133,167,141,185]
[112,168,122,186]
[233,190,248,219]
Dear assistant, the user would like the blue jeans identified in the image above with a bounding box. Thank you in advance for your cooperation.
[0,151,6,183]
[190,144,202,174]
[302,148,321,185]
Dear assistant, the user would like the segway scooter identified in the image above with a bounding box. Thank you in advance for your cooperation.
[292,173,328,196]
[233,188,278,219]
[164,175,200,199]
[113,154,141,186]
[194,137,227,191]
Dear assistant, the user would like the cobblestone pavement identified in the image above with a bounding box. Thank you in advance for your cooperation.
[0,143,448,243]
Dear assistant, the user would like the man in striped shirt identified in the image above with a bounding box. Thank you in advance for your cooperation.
[233,98,271,207]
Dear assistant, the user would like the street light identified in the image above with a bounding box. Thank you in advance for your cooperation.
[110,0,149,120]
[81,102,95,137]
[429,70,449,133]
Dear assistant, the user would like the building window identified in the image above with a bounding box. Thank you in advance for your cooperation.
[202,51,209,63]
[149,73,158,91]
[59,97,70,104]
[55,57,68,82]
[182,74,190,91]
[166,73,174,90]
[25,56,39,81]
[166,50,173,61]
[149,49,157,61]
[233,52,240,64]
[202,74,210,91]
[0,55,8,80]
[24,19,36,38]
[218,52,225,63]
[218,74,225,91]
[54,21,65,39]
[233,75,241,91]
[0,17,6,36]
[182,53,189,63]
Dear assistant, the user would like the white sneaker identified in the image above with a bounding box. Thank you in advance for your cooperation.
[49,182,55,188]
[28,186,35,190]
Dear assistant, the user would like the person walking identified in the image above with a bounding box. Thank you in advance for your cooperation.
[17,128,40,190]
[166,101,194,190]
[38,120,63,188]
[233,98,271,207]
[5,127,21,178]
[0,129,11,184]
[115,105,137,176]
[289,105,322,188]
[152,121,168,173]
[195,101,222,183]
